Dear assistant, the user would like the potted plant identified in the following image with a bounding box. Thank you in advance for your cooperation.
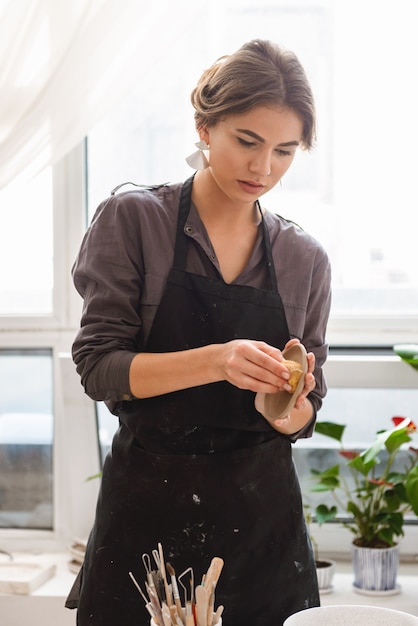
[309,416,418,594]
[304,504,336,593]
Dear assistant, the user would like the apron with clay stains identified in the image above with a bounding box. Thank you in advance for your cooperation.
[68,176,319,626]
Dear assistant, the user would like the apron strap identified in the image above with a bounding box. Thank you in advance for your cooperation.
[258,200,279,294]
[174,175,278,294]
[173,175,195,270]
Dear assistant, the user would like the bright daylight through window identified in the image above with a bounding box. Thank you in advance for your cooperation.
[0,0,417,551]
[87,2,418,545]
[0,350,53,529]
[0,167,53,315]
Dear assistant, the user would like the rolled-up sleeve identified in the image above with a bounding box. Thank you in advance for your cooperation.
[267,213,332,440]
[72,193,146,403]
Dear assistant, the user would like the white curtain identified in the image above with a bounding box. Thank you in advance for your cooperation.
[0,0,201,190]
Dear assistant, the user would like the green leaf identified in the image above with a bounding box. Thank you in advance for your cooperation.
[361,419,412,463]
[348,453,377,476]
[316,464,340,478]
[393,343,418,370]
[346,500,362,519]
[379,527,399,546]
[377,511,403,540]
[385,427,412,454]
[315,421,346,442]
[406,465,418,515]
[384,487,404,511]
[310,464,340,491]
[86,472,102,482]
[315,504,337,525]
[357,431,390,464]
[310,476,340,492]
[390,512,404,536]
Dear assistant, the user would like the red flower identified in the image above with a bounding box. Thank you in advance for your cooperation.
[391,416,416,431]
[339,450,359,460]
[368,478,394,487]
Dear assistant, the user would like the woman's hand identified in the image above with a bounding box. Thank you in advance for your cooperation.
[268,338,316,434]
[129,338,315,404]
[217,339,293,394]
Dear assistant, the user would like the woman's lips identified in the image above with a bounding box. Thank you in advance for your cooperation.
[237,180,265,194]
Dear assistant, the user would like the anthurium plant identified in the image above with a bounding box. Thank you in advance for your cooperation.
[310,417,418,548]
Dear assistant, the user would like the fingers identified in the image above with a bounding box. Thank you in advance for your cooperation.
[307,350,315,374]
[222,340,292,393]
[294,356,316,409]
[221,339,317,400]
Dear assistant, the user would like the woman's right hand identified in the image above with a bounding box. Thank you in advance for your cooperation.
[130,340,292,399]
[217,339,293,394]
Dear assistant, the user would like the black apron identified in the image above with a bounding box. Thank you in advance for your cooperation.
[68,177,319,625]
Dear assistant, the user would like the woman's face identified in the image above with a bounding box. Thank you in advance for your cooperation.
[201,104,303,204]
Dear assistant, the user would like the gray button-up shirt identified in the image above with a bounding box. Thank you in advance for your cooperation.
[72,181,331,437]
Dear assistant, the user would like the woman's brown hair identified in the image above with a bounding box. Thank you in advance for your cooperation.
[191,39,316,150]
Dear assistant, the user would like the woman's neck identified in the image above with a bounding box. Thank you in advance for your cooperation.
[191,169,259,228]
[191,170,261,283]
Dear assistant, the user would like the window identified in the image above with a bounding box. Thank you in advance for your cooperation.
[87,1,418,558]
[296,351,418,556]
[295,349,418,515]
[1,0,417,557]
[0,144,99,550]
[0,349,53,529]
[87,0,418,343]
[0,167,53,315]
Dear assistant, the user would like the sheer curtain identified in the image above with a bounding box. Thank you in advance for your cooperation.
[0,0,201,190]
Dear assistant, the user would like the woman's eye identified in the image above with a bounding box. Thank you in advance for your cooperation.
[237,137,256,148]
[276,149,292,157]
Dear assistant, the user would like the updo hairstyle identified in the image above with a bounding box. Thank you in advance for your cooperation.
[190,39,316,150]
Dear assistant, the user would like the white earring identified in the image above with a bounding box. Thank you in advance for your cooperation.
[185,140,209,170]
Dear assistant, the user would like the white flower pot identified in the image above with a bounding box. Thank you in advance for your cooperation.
[315,558,336,590]
[351,543,399,592]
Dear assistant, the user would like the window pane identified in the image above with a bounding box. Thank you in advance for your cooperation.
[86,1,418,321]
[294,386,418,521]
[0,167,53,315]
[0,349,53,529]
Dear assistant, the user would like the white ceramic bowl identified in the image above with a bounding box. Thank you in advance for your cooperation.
[283,605,418,625]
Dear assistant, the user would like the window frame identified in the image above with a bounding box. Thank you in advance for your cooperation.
[1,144,417,557]
[0,143,101,552]
[327,316,418,348]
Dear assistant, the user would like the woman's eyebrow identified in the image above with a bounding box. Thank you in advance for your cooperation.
[235,128,299,147]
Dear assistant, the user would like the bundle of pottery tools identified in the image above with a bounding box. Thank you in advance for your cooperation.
[129,542,224,626]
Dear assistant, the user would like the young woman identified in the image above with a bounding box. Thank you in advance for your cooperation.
[66,39,331,626]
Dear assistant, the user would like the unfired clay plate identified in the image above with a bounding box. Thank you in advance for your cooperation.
[254,343,308,423]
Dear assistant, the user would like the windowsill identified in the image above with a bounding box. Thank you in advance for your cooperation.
[0,553,417,624]
[0,552,77,626]
[319,560,418,617]
[1,552,77,597]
